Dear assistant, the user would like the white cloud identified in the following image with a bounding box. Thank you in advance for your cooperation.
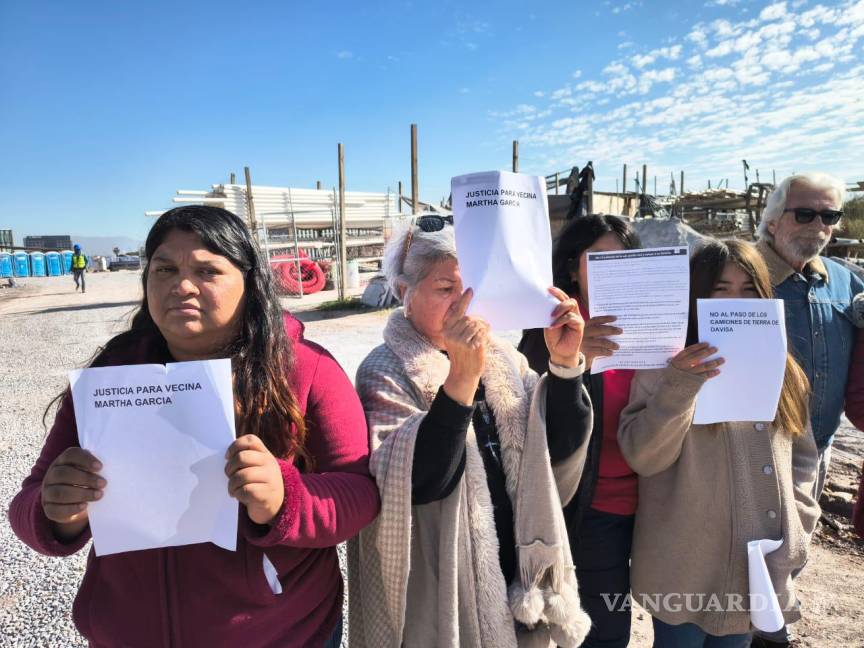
[713,19,737,37]
[492,0,864,189]
[632,44,682,68]
[760,2,789,22]
[335,50,353,59]
[799,5,839,27]
[611,2,641,14]
[688,31,707,51]
[638,67,676,93]
[632,53,656,68]
[706,40,734,57]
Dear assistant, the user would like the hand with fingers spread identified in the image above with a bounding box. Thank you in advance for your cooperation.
[670,343,725,378]
[225,434,285,525]
[41,448,105,540]
[543,287,586,368]
[441,288,489,406]
[581,315,623,368]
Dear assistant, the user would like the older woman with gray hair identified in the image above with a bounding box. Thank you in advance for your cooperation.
[349,214,593,648]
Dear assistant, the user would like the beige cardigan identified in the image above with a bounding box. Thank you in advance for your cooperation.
[348,309,592,648]
[618,366,820,636]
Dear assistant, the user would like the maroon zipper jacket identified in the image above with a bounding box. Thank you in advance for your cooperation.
[8,313,380,647]
[845,328,864,539]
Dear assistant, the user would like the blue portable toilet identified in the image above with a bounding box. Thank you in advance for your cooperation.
[61,250,74,274]
[29,251,47,277]
[13,251,29,277]
[46,251,62,276]
[0,252,12,278]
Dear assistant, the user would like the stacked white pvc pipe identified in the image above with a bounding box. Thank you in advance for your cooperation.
[147,184,399,230]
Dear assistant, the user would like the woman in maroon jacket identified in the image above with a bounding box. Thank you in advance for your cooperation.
[844,329,864,538]
[8,206,380,647]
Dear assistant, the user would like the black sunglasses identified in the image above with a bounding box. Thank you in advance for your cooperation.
[783,208,843,226]
[416,214,453,232]
[401,214,454,266]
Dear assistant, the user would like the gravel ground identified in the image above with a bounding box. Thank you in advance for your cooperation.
[1,274,143,647]
[2,272,862,647]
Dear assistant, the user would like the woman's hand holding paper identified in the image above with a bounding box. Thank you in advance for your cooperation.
[42,447,105,540]
[581,315,623,368]
[670,343,725,378]
[543,287,586,368]
[225,434,285,525]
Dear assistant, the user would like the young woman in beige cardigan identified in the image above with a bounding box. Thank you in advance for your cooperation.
[618,240,820,648]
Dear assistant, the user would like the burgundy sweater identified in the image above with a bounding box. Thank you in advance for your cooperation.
[846,328,864,538]
[8,314,380,648]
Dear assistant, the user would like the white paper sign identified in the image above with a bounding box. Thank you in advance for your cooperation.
[587,246,690,372]
[693,299,786,424]
[451,170,558,330]
[747,538,785,632]
[69,359,238,556]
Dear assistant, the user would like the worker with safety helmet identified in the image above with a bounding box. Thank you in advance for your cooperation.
[71,244,88,293]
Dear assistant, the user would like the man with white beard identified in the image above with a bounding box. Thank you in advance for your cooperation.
[753,172,863,648]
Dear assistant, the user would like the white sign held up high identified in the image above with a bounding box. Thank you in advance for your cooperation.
[451,170,558,331]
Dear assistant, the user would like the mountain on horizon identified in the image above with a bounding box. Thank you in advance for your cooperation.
[70,235,144,257]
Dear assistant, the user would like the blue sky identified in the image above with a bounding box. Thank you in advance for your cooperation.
[1,0,862,242]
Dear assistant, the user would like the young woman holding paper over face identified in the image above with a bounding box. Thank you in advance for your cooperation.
[348,215,593,647]
[519,213,641,648]
[8,206,379,648]
[618,240,820,647]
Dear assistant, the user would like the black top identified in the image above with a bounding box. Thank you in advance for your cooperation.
[411,369,591,584]
[518,328,628,553]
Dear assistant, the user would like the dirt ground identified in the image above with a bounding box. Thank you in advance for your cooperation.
[1,272,862,647]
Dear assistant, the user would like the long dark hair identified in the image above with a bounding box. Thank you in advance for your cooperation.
[48,206,311,467]
[552,214,641,295]
[688,239,809,436]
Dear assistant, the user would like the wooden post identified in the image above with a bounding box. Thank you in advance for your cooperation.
[512,140,519,173]
[398,180,403,214]
[622,164,628,196]
[745,184,754,235]
[316,180,322,190]
[244,166,258,240]
[555,172,560,194]
[642,164,647,196]
[338,144,347,301]
[680,171,685,195]
[411,123,419,214]
[586,168,594,214]
[229,172,236,184]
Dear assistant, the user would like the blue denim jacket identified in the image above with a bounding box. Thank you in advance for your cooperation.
[758,241,864,449]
